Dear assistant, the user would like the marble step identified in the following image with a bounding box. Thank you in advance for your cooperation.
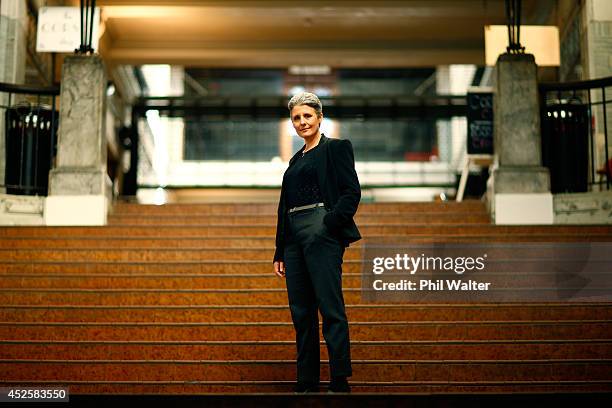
[1,358,610,383]
[112,201,487,215]
[1,320,610,341]
[1,225,611,238]
[2,304,610,323]
[2,340,611,360]
[2,382,607,394]
[107,212,491,225]
[1,234,609,249]
[0,272,599,289]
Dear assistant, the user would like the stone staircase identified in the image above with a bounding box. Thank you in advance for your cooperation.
[1,200,611,395]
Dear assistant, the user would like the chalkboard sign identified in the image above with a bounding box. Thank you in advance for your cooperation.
[467,91,494,154]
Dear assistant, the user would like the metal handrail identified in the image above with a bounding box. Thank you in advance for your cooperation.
[1,82,60,196]
[0,82,59,96]
[539,76,612,192]
[133,94,469,121]
[539,77,612,92]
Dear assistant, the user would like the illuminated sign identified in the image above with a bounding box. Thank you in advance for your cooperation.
[485,25,560,66]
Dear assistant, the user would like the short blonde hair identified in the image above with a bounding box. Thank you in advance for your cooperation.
[288,92,322,116]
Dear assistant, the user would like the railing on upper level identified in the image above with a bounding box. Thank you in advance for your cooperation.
[132,94,467,190]
[0,82,60,196]
[539,76,612,193]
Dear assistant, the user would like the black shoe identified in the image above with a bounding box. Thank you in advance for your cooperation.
[294,381,320,393]
[327,376,351,393]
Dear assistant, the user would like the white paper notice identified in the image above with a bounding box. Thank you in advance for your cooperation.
[36,6,100,53]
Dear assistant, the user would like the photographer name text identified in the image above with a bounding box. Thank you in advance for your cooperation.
[372,279,491,291]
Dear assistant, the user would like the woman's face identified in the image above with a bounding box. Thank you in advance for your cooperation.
[290,104,322,139]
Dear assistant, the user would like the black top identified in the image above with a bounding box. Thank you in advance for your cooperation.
[283,143,324,210]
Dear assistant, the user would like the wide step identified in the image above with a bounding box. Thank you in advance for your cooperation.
[2,224,612,238]
[1,321,610,341]
[2,304,611,322]
[3,340,611,360]
[2,359,611,383]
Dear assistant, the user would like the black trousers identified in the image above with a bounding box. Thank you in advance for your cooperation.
[284,205,352,383]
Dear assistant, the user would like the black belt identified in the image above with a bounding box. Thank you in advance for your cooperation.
[288,202,325,214]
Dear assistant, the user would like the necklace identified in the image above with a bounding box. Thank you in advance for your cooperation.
[302,146,315,157]
[302,136,321,157]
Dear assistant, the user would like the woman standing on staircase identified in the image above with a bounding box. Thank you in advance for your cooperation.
[272,91,362,393]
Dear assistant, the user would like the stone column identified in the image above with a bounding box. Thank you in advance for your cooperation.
[0,0,28,192]
[486,53,553,224]
[44,55,111,225]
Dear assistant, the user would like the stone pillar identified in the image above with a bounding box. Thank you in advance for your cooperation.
[44,55,111,225]
[0,0,28,192]
[486,53,553,224]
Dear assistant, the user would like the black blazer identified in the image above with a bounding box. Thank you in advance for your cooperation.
[273,134,362,262]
